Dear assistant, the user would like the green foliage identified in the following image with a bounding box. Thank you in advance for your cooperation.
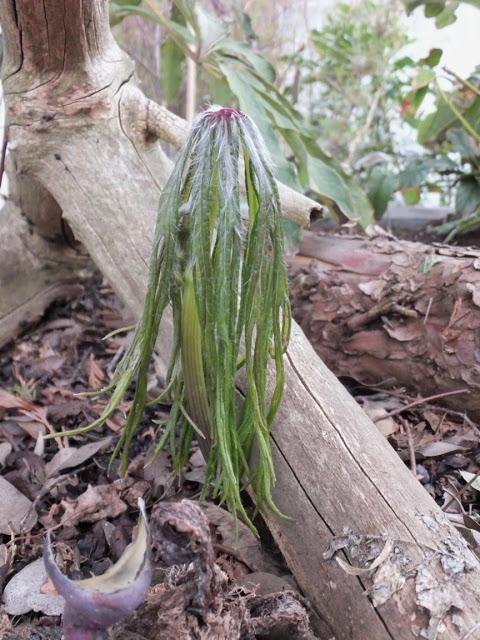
[403,0,480,27]
[110,0,374,227]
[400,60,480,237]
[51,108,291,529]
[281,1,414,217]
[284,1,411,164]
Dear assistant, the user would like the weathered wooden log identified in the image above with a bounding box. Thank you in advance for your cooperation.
[2,3,480,638]
[290,230,480,418]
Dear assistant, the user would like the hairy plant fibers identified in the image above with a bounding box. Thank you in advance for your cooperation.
[59,107,290,525]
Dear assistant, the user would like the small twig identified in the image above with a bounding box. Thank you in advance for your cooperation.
[423,296,433,325]
[436,79,480,144]
[443,67,480,98]
[372,388,469,423]
[443,469,480,513]
[406,422,417,476]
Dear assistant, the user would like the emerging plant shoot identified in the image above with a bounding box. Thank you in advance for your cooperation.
[56,107,291,527]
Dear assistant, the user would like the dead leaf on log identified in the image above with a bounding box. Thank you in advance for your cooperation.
[0,476,37,535]
[45,436,112,477]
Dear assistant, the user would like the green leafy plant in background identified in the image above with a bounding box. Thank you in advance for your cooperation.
[51,107,291,530]
[111,0,374,228]
[280,0,417,219]
[395,0,480,237]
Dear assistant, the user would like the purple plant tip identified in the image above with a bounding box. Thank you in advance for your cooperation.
[44,500,152,639]
[206,106,245,121]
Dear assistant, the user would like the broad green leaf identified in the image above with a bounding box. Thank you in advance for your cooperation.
[417,101,456,143]
[435,2,459,27]
[218,62,296,185]
[394,56,416,70]
[160,4,186,105]
[195,4,228,54]
[402,186,421,205]
[412,69,435,90]
[366,168,398,218]
[425,2,445,16]
[161,38,185,104]
[448,128,477,158]
[456,176,480,216]
[419,47,443,67]
[215,39,275,82]
[307,156,373,227]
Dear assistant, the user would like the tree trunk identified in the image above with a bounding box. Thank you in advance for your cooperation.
[0,156,87,349]
[2,3,480,639]
[290,230,480,418]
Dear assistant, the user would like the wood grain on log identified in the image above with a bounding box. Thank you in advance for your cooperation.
[1,2,480,638]
[290,230,480,418]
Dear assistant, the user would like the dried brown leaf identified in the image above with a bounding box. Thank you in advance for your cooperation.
[88,353,105,389]
[60,484,127,526]
[45,436,112,477]
[0,476,37,535]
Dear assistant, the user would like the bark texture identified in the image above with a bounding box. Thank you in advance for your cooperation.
[290,230,480,418]
[2,2,480,639]
[0,157,87,349]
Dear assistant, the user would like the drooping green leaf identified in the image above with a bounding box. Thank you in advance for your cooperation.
[417,101,456,143]
[366,167,398,218]
[456,176,480,216]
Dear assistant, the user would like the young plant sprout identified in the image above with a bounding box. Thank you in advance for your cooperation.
[43,500,151,639]
[55,106,291,527]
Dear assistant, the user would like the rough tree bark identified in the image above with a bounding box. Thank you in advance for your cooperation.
[290,230,480,418]
[1,2,480,639]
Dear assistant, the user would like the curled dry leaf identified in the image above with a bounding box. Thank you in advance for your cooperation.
[45,436,112,477]
[60,484,127,527]
[0,475,37,535]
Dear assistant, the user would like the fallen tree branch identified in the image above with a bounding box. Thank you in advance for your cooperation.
[290,229,480,418]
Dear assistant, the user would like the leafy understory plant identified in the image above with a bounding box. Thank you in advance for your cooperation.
[44,500,151,639]
[55,106,291,528]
